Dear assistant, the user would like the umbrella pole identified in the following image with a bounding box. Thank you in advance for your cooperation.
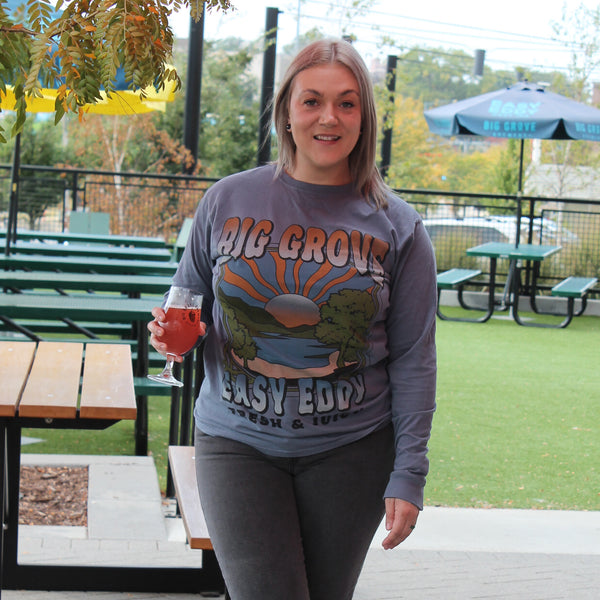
[515,138,525,247]
[5,132,21,256]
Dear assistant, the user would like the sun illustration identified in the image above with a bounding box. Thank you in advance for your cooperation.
[265,294,320,327]
[221,251,361,328]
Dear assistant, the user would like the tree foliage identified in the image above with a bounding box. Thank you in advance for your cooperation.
[0,0,233,141]
[495,138,523,196]
[197,39,260,176]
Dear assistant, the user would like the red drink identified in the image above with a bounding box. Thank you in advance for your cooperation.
[160,306,202,356]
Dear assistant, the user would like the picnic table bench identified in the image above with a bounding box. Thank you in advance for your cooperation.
[1,271,172,295]
[0,254,178,276]
[173,217,193,261]
[9,229,166,248]
[2,228,167,248]
[167,445,230,599]
[436,268,495,323]
[512,276,599,328]
[168,445,213,550]
[11,240,173,262]
[0,270,172,379]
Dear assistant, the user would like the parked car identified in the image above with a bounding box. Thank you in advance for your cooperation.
[423,215,577,248]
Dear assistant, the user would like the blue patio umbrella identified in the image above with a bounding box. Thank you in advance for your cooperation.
[424,81,600,243]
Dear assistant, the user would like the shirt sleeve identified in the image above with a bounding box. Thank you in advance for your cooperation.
[383,217,437,510]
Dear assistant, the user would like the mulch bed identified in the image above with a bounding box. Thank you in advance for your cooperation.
[19,466,89,527]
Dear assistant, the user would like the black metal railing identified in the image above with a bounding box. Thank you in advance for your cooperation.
[0,165,219,244]
[2,164,599,294]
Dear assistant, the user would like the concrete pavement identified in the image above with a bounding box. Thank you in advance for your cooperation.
[4,454,599,599]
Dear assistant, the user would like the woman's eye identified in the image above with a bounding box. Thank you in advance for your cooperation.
[304,98,318,106]
[341,101,355,108]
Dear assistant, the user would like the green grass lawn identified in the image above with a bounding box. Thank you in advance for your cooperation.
[22,310,600,510]
[427,309,599,511]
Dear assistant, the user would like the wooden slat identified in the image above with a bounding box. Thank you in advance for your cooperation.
[19,342,83,419]
[168,446,213,550]
[0,342,36,417]
[80,344,137,420]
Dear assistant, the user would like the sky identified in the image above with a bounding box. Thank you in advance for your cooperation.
[170,0,600,79]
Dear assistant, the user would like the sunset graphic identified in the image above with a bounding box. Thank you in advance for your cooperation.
[217,249,378,379]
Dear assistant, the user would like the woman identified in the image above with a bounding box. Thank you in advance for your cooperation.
[149,39,437,600]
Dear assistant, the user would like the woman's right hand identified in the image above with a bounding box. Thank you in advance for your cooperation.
[147,306,207,361]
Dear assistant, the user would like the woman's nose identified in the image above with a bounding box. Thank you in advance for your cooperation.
[319,105,338,125]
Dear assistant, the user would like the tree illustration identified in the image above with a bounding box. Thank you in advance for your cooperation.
[315,289,375,369]
[221,301,257,368]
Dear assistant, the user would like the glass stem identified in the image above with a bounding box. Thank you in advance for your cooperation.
[164,353,176,375]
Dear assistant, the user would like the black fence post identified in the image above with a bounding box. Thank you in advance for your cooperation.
[380,55,397,180]
[257,7,280,166]
[183,5,206,173]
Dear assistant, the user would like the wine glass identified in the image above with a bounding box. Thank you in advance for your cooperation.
[148,286,203,387]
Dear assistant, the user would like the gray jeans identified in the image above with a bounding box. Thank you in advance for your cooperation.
[194,424,395,600]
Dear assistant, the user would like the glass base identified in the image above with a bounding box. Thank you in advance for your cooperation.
[147,372,184,387]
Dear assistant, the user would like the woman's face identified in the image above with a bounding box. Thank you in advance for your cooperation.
[287,63,362,186]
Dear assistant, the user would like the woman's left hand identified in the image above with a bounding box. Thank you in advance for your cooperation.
[381,498,419,550]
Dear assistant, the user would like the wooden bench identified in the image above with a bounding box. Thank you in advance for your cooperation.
[167,445,213,550]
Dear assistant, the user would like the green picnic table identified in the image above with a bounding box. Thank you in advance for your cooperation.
[11,240,173,261]
[1,228,167,248]
[0,254,178,275]
[437,241,593,328]
[1,271,172,295]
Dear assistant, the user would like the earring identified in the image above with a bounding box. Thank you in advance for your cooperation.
[286,123,291,131]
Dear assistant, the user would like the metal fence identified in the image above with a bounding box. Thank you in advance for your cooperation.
[0,165,218,244]
[1,164,599,293]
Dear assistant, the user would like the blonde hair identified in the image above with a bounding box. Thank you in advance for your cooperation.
[273,39,389,209]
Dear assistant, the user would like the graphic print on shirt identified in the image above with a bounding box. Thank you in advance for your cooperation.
[215,216,390,427]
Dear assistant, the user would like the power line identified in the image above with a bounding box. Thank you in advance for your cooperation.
[294,3,583,75]
[302,0,561,44]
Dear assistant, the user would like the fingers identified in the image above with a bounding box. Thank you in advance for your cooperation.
[147,308,171,357]
[382,498,419,550]
[147,307,207,359]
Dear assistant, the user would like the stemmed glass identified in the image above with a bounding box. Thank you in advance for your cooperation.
[148,286,203,387]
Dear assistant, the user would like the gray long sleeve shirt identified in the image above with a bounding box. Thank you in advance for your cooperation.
[173,165,437,509]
